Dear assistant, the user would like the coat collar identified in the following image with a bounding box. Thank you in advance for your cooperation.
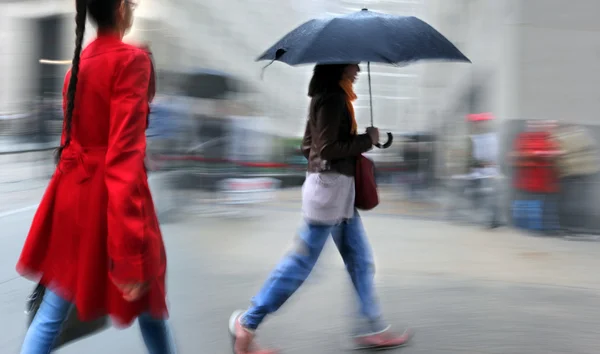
[81,31,125,59]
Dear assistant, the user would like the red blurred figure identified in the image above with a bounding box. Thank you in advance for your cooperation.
[510,120,563,234]
[512,121,562,194]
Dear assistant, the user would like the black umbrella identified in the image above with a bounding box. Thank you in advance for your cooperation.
[258,8,470,148]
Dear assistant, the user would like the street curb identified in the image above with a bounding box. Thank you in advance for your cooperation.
[0,204,39,219]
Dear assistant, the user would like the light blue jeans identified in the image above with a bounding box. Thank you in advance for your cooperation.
[20,289,177,354]
[242,212,387,335]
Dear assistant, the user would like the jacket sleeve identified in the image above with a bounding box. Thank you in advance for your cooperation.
[105,50,153,283]
[301,120,311,160]
[314,94,373,160]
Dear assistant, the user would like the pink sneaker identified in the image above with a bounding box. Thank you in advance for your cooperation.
[229,310,278,354]
[353,327,413,350]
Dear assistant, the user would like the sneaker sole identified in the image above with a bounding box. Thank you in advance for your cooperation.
[352,342,410,351]
[229,309,245,335]
[351,329,414,351]
[229,310,245,354]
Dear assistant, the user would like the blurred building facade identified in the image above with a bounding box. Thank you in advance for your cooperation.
[418,0,600,177]
[420,0,600,133]
[155,0,427,136]
[5,0,599,138]
[0,0,165,118]
[0,0,429,137]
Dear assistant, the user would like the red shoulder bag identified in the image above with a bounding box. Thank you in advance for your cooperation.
[354,154,379,210]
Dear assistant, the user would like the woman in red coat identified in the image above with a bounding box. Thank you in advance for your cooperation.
[17,0,175,353]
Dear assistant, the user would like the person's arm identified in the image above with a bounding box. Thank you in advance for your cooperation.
[105,50,155,284]
[301,120,311,160]
[314,94,372,160]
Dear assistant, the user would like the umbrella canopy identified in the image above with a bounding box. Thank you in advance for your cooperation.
[257,8,470,66]
[257,9,470,149]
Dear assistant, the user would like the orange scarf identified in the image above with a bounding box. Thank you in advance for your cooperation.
[339,79,358,135]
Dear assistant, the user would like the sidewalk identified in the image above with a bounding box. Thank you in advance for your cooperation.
[2,195,600,353]
[173,187,600,291]
[0,136,59,154]
[0,141,54,213]
[178,205,600,290]
[0,178,47,214]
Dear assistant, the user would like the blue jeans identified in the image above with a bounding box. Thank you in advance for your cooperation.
[469,177,501,226]
[512,192,560,232]
[242,212,387,335]
[537,192,560,232]
[20,289,176,354]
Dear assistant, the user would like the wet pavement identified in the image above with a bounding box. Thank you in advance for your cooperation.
[1,192,600,353]
[0,153,52,215]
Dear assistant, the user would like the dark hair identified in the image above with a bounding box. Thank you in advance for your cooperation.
[307,64,348,98]
[56,0,123,162]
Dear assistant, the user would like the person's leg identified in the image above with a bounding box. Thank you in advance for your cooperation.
[138,313,177,354]
[331,212,412,349]
[558,177,572,232]
[20,289,72,354]
[331,214,382,331]
[230,222,333,354]
[240,222,333,329]
[472,178,484,210]
[529,194,540,232]
[484,177,501,228]
[542,192,561,235]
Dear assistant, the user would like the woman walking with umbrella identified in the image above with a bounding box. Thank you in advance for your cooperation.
[230,9,470,353]
[229,63,412,353]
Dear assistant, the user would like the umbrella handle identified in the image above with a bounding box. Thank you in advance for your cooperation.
[375,132,393,149]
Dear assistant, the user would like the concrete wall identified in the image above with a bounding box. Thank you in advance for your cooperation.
[418,0,515,177]
[422,0,600,126]
[0,0,168,116]
[418,0,521,123]
[516,0,600,124]
[420,0,600,232]
[420,0,600,186]
[0,15,37,114]
[2,0,427,137]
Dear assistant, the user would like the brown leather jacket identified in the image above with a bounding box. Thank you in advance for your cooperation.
[301,91,373,176]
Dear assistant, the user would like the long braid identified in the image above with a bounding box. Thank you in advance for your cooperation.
[56,0,87,163]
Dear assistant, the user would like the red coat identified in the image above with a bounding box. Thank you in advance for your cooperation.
[512,131,560,193]
[16,33,168,327]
